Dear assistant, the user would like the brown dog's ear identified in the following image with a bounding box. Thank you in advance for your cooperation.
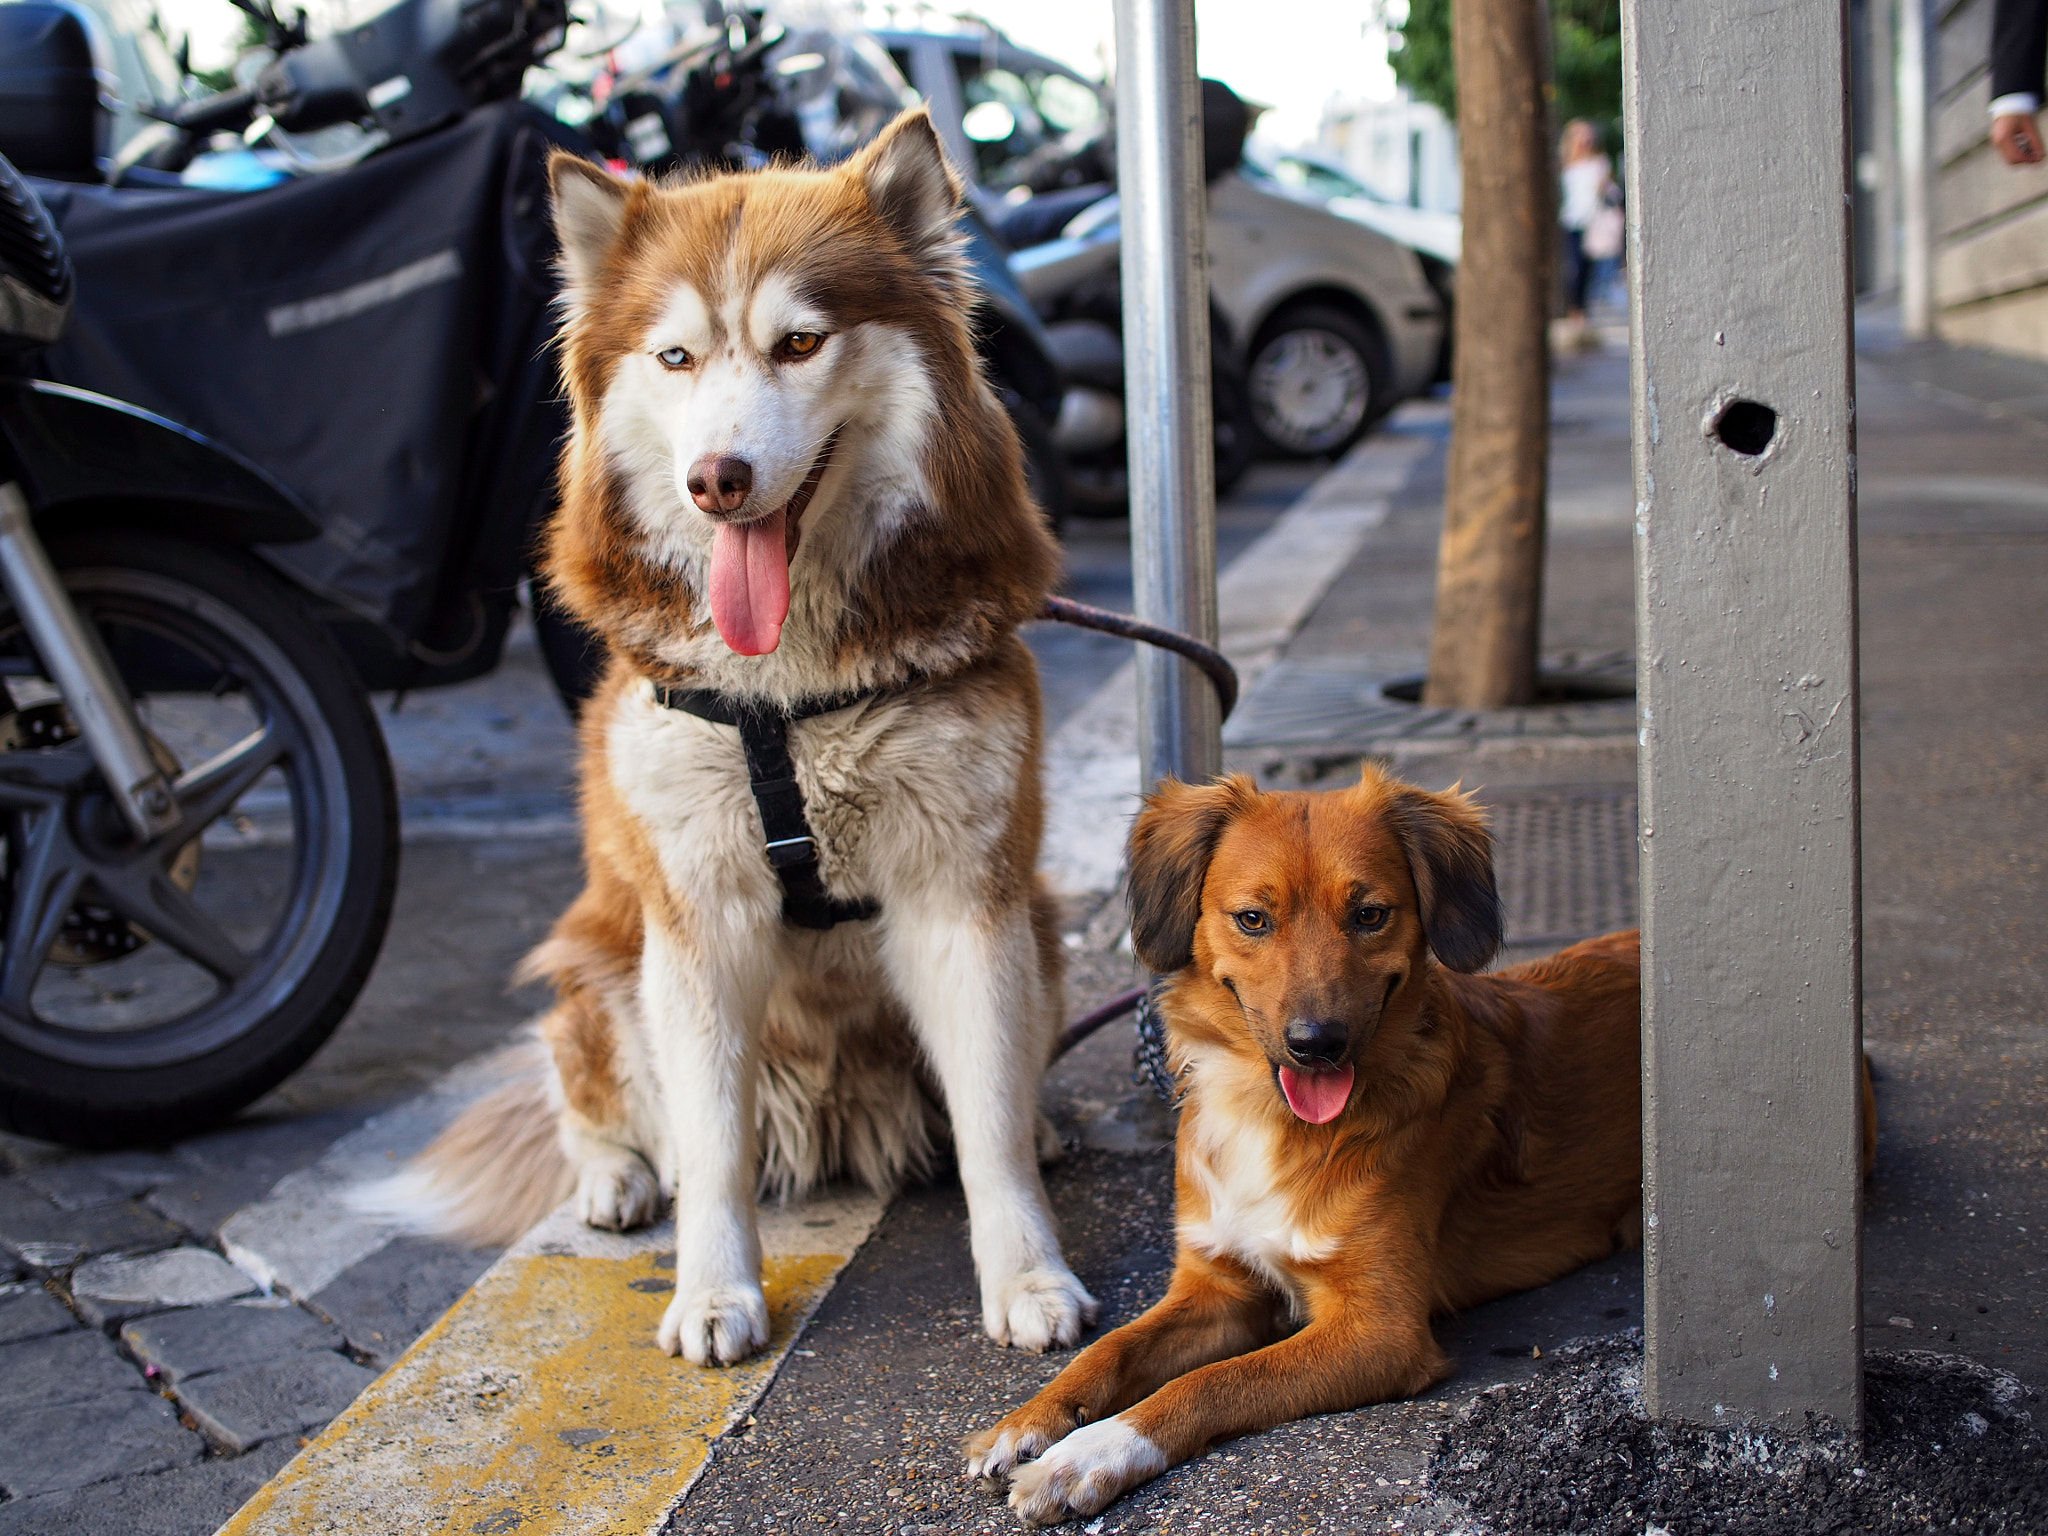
[549,152,630,305]
[1126,775,1256,974]
[849,109,966,285]
[1385,782,1503,973]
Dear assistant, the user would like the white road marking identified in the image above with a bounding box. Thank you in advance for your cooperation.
[1039,423,1432,895]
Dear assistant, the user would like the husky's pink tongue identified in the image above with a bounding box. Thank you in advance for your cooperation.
[708,509,790,656]
[1278,1064,1355,1124]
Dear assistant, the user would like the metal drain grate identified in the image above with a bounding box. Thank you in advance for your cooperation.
[1486,788,1638,948]
[1223,654,1637,749]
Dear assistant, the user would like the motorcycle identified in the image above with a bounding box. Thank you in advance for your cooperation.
[0,146,398,1147]
[0,0,587,1147]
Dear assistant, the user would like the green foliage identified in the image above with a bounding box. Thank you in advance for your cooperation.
[153,7,271,95]
[1552,0,1622,141]
[1386,0,1457,120]
[1384,0,1622,146]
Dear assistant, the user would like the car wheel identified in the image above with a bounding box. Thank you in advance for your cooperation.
[1247,304,1389,458]
[1212,355,1255,494]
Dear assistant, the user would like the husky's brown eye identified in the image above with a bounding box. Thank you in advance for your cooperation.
[777,331,825,360]
[1232,909,1270,936]
[655,347,691,370]
[1352,905,1390,932]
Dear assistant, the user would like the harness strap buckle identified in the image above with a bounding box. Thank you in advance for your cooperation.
[764,835,818,869]
[650,680,881,929]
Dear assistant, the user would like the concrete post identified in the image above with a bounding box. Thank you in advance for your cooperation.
[1623,0,1867,1431]
[1114,0,1221,791]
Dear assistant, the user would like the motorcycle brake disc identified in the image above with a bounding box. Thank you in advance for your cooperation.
[0,702,201,967]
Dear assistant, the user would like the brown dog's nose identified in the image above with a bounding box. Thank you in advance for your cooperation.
[1284,1018,1349,1066]
[687,454,754,514]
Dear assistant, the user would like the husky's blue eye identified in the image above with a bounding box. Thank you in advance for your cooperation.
[655,347,691,370]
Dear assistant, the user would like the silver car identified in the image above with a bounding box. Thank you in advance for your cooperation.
[878,23,1445,458]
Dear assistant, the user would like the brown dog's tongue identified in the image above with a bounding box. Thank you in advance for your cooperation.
[708,509,791,656]
[1278,1064,1355,1125]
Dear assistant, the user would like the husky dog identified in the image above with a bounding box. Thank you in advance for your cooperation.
[394,111,1095,1366]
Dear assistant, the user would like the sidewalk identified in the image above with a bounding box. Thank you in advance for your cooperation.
[17,311,2048,1534]
[664,322,2048,1533]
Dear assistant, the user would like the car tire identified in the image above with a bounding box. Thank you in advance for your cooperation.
[1212,356,1255,494]
[1247,304,1390,459]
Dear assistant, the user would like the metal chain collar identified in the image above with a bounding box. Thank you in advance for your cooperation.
[1132,977,1181,1107]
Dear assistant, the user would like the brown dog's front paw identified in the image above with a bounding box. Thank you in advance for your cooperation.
[962,1405,1071,1482]
[1005,1416,1168,1526]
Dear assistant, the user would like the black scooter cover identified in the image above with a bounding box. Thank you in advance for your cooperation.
[28,101,584,654]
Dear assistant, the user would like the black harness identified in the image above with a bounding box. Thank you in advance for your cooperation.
[653,682,880,930]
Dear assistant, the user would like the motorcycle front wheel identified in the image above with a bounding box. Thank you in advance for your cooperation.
[0,531,398,1146]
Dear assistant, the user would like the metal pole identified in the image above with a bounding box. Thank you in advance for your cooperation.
[1897,0,1933,338]
[1115,0,1220,791]
[1624,0,1866,1432]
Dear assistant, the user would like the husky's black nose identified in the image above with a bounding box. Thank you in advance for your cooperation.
[1284,1018,1349,1066]
[688,454,754,514]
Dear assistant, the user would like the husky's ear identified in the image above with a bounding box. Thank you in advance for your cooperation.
[1383,778,1502,973]
[549,152,630,301]
[1126,775,1258,975]
[851,109,963,268]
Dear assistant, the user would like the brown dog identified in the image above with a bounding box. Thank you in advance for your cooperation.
[964,766,1648,1523]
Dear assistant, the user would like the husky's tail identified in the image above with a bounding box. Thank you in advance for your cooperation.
[352,1034,573,1248]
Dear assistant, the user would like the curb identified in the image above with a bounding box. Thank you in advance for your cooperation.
[215,1188,883,1535]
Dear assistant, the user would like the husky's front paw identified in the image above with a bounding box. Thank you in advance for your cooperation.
[984,1266,1098,1352]
[659,1284,769,1366]
[1005,1417,1167,1526]
[962,1401,1075,1481]
[573,1148,661,1231]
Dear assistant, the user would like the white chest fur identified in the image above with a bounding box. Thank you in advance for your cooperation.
[1178,1074,1337,1298]
[603,678,1030,928]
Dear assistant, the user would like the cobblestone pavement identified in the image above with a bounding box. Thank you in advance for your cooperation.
[0,620,580,1534]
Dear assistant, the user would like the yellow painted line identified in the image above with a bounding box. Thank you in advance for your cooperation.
[216,1189,882,1536]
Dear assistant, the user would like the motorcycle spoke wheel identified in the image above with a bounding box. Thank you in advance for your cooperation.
[0,533,396,1146]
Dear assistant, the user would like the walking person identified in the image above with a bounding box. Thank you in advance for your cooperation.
[1558,118,1614,347]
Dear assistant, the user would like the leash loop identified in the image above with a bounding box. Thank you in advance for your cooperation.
[1039,595,1239,722]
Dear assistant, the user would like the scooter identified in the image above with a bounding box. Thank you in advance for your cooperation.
[0,149,397,1147]
[0,0,582,1146]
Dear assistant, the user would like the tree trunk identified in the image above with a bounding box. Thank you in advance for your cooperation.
[1423,0,1553,708]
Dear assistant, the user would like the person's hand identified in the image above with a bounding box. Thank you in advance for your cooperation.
[1993,111,2045,165]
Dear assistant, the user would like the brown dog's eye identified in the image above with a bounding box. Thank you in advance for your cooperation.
[777,331,825,360]
[1353,905,1390,932]
[1232,910,1270,936]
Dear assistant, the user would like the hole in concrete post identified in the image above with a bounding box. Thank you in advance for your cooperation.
[1714,399,1778,455]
